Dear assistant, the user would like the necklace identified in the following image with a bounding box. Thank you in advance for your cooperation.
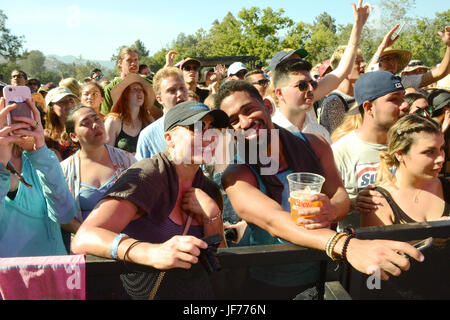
[413,189,422,203]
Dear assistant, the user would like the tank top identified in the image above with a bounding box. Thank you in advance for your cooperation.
[375,177,450,224]
[115,123,142,153]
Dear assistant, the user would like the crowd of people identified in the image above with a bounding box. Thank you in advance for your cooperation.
[1,1,450,300]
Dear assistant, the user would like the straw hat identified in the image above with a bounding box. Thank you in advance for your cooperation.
[111,73,156,112]
[380,47,412,74]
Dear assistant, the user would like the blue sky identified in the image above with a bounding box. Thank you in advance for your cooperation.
[2,0,448,61]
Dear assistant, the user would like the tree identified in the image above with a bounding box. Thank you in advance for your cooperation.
[315,12,337,34]
[0,10,24,61]
[20,50,46,77]
[131,39,150,58]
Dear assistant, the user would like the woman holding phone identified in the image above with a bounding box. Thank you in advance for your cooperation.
[0,97,77,257]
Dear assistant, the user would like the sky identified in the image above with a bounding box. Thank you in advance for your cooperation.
[2,0,449,62]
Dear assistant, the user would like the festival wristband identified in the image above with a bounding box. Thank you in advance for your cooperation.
[110,233,128,260]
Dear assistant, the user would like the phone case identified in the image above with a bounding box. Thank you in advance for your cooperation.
[3,85,34,127]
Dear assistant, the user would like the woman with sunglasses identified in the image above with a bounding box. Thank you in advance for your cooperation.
[404,92,433,117]
[0,97,77,257]
[72,101,229,299]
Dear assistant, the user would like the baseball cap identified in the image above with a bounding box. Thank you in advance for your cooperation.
[45,86,78,106]
[227,62,248,77]
[355,71,404,108]
[179,58,201,70]
[164,101,229,132]
[429,89,450,114]
[270,48,308,71]
[319,59,332,77]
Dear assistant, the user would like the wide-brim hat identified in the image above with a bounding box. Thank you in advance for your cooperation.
[179,58,201,70]
[381,47,412,74]
[401,59,430,75]
[111,73,156,112]
[429,89,450,114]
[164,101,229,132]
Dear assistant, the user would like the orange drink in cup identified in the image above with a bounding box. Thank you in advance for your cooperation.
[287,173,325,225]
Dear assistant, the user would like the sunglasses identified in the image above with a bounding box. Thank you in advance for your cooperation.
[233,70,248,78]
[183,65,199,72]
[28,82,39,86]
[93,74,104,81]
[251,79,270,86]
[408,61,424,67]
[296,79,318,92]
[415,106,433,116]
[186,121,215,133]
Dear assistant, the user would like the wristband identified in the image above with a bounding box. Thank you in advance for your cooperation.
[341,234,355,262]
[110,233,128,260]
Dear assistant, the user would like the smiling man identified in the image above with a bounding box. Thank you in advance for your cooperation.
[215,79,423,300]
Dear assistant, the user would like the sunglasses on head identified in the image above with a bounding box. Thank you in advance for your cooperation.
[415,106,433,116]
[296,79,318,92]
[252,79,270,86]
[408,61,424,67]
[183,65,199,72]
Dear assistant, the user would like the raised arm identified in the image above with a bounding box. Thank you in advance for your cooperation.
[314,0,372,100]
[420,26,450,87]
[366,24,401,69]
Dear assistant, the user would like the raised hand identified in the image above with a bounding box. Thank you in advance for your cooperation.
[165,50,179,67]
[438,26,450,47]
[352,0,373,27]
[0,98,30,166]
[11,98,45,152]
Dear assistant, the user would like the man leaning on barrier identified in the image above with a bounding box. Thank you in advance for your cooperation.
[215,78,424,299]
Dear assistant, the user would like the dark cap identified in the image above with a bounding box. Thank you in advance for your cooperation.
[429,89,450,113]
[179,58,201,70]
[355,71,404,108]
[164,101,230,132]
[270,48,308,71]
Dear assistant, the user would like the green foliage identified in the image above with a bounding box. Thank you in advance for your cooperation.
[0,10,24,61]
[1,3,449,82]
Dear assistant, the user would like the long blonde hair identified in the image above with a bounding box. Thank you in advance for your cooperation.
[376,114,442,185]
[331,105,363,143]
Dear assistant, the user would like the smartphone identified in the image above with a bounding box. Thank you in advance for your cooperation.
[391,22,406,40]
[3,85,34,131]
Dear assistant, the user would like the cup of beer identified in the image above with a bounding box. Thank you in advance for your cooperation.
[287,172,325,225]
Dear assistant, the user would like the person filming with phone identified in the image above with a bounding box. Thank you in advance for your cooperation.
[0,93,77,257]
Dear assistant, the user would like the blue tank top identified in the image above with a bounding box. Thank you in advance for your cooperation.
[79,172,120,221]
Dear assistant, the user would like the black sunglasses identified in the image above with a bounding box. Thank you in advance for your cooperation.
[234,70,248,78]
[186,121,215,133]
[183,65,199,72]
[252,79,269,86]
[296,80,318,92]
[415,106,433,116]
[408,61,424,67]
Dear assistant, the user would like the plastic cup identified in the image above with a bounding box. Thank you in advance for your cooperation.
[287,172,325,225]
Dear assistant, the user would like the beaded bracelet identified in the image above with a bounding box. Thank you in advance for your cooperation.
[110,233,128,260]
[204,211,222,225]
[326,232,346,261]
[341,234,355,263]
